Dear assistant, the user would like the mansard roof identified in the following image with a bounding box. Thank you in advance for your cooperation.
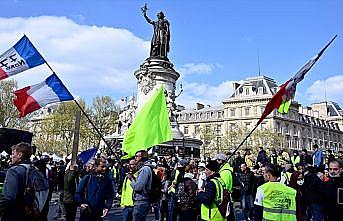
[229,75,279,99]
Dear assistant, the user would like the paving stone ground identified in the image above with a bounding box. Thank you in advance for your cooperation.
[48,193,245,221]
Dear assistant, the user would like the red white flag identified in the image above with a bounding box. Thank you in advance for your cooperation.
[257,35,337,125]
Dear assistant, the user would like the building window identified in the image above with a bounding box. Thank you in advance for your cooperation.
[245,107,250,116]
[285,124,289,134]
[200,113,203,118]
[218,111,222,118]
[216,124,222,133]
[261,123,266,129]
[184,127,188,134]
[275,122,280,132]
[245,88,249,95]
[206,112,210,119]
[230,109,235,117]
[293,125,297,136]
[195,125,200,135]
[258,87,264,94]
[196,113,199,119]
[211,112,214,118]
[260,106,265,114]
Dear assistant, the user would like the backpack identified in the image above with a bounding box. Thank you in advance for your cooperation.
[175,178,197,210]
[213,178,231,218]
[20,164,50,220]
[147,166,162,203]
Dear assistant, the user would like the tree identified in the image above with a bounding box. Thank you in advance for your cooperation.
[0,79,29,129]
[200,125,216,157]
[250,127,286,153]
[32,100,92,155]
[222,124,248,153]
[90,96,120,146]
[32,97,120,156]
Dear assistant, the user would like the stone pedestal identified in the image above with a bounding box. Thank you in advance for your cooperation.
[134,57,179,111]
[104,57,202,158]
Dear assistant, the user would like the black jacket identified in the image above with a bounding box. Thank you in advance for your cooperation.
[256,150,268,165]
[300,154,313,165]
[237,170,255,195]
[304,172,323,205]
[322,176,343,221]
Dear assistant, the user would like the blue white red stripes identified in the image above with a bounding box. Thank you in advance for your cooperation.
[13,74,74,117]
[0,35,44,80]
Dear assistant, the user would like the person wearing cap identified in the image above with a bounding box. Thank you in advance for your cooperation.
[213,153,233,192]
[198,160,226,221]
[254,164,296,221]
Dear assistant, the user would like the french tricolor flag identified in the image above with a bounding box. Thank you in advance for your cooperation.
[0,35,45,80]
[13,73,74,117]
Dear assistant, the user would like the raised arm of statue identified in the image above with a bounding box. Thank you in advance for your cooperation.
[142,5,154,25]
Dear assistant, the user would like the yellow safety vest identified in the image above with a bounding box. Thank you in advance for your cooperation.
[120,176,134,207]
[200,178,226,221]
[277,156,286,166]
[290,156,300,169]
[169,169,179,193]
[259,182,297,221]
[219,163,233,192]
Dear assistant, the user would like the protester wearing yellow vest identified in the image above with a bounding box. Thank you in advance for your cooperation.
[198,160,226,221]
[254,164,297,221]
[213,153,233,191]
[121,159,136,221]
[290,150,300,170]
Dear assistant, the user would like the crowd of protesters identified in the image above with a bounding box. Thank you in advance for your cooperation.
[0,142,343,221]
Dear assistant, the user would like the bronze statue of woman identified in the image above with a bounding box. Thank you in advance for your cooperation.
[142,4,170,59]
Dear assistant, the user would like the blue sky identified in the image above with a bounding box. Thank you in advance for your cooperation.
[1,0,343,108]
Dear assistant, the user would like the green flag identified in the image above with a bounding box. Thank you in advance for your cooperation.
[122,85,173,158]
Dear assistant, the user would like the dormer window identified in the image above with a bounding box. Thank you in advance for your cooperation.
[245,88,249,95]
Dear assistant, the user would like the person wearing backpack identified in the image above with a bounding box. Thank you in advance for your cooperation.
[167,159,187,221]
[198,160,226,221]
[74,157,115,221]
[175,165,198,221]
[127,150,153,221]
[0,142,49,221]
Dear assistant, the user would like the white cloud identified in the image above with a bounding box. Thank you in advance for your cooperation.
[306,75,343,103]
[178,63,214,75]
[0,16,150,101]
[176,81,234,108]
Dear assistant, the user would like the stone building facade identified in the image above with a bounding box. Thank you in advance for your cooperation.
[178,76,343,154]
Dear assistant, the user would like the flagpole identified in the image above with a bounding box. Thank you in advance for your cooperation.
[227,121,260,161]
[43,61,123,164]
[224,35,338,163]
